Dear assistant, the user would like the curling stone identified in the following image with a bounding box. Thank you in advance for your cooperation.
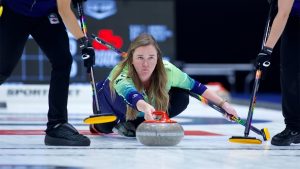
[136,111,184,146]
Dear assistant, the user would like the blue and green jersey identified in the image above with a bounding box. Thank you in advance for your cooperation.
[95,61,207,121]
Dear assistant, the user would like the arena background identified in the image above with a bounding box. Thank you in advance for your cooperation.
[5,0,280,94]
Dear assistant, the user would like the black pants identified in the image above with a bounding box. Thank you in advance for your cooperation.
[280,16,300,131]
[0,5,73,129]
[93,87,190,133]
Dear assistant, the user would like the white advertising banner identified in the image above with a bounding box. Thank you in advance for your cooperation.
[0,84,92,113]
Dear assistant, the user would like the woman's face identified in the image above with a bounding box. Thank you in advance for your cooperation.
[132,44,158,84]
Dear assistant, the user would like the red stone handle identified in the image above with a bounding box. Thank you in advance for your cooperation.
[144,111,177,123]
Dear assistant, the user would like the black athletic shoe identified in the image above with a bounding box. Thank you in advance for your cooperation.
[0,102,7,108]
[45,123,90,146]
[113,122,136,137]
[271,127,300,146]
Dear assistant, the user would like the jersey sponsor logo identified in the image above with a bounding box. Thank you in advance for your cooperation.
[116,79,122,85]
[48,13,59,24]
[132,94,138,99]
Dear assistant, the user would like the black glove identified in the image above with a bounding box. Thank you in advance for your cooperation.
[78,36,95,68]
[256,46,273,71]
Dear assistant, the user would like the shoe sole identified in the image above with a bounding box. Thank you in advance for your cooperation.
[45,135,90,146]
[293,137,300,144]
[271,140,291,146]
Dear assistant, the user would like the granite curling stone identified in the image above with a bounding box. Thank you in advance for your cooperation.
[136,111,184,146]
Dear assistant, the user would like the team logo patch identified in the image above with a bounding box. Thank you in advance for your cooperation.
[48,13,60,24]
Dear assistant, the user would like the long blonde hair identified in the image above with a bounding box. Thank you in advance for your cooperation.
[109,34,169,120]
